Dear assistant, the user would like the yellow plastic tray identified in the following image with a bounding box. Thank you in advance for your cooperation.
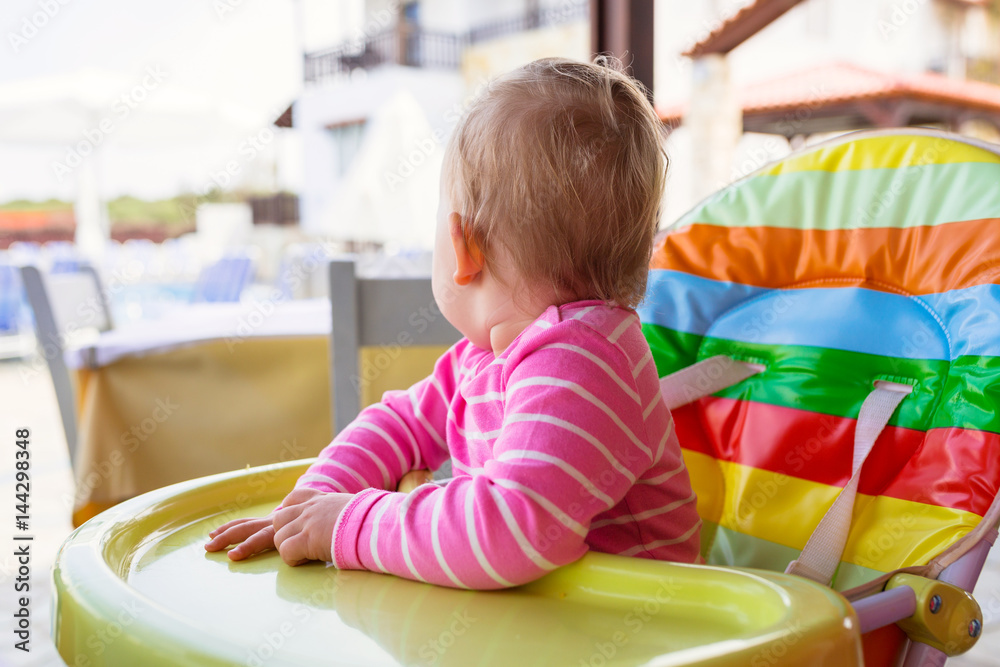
[52,461,863,666]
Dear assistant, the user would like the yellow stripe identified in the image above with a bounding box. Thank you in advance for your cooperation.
[759,134,1000,176]
[846,494,979,571]
[682,449,725,525]
[682,450,980,572]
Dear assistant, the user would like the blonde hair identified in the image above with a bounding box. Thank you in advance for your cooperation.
[444,56,666,309]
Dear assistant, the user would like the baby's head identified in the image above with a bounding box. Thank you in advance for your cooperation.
[440,57,666,312]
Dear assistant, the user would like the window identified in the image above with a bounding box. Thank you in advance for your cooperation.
[403,1,419,24]
[327,120,366,178]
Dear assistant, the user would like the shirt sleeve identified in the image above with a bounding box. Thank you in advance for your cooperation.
[331,327,655,589]
[293,343,464,495]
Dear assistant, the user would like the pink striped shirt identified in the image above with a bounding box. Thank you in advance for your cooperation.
[298,300,701,589]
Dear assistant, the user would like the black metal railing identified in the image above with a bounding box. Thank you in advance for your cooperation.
[305,28,464,82]
[304,1,588,84]
[468,2,588,42]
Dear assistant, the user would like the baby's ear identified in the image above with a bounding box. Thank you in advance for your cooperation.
[448,212,483,286]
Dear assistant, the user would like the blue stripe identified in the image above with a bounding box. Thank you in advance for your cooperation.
[638,270,1000,360]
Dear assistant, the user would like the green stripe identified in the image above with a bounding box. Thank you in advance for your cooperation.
[699,519,717,561]
[643,325,703,377]
[703,523,885,592]
[642,323,1000,434]
[834,563,895,593]
[674,162,1000,231]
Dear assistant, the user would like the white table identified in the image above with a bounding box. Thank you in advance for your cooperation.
[66,299,334,525]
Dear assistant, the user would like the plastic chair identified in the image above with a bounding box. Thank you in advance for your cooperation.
[275,243,333,300]
[640,128,1000,665]
[328,258,461,478]
[193,255,255,303]
[43,240,86,274]
[0,262,35,359]
[0,263,23,333]
[19,263,113,467]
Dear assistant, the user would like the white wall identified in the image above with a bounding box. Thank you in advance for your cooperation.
[652,0,985,225]
[654,0,959,109]
[298,65,464,242]
[298,0,589,242]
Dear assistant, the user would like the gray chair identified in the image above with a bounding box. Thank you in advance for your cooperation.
[328,258,461,478]
[19,264,112,467]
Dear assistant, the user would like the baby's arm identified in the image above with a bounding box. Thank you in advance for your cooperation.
[206,344,462,559]
[331,332,656,588]
[292,345,460,496]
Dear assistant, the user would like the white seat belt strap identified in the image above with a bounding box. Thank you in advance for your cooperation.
[658,355,765,410]
[785,380,913,586]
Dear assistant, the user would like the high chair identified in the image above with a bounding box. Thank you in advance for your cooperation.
[642,127,1000,665]
[50,128,999,667]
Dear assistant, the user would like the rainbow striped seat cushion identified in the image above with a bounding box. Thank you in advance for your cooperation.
[639,129,1000,591]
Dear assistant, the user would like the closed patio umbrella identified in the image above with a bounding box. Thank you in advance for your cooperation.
[0,67,265,257]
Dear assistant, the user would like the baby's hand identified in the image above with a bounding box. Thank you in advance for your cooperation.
[273,493,353,566]
[205,516,275,560]
[397,469,433,493]
[204,488,325,561]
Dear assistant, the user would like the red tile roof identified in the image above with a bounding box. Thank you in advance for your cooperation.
[683,0,808,58]
[658,62,1000,126]
[0,210,74,231]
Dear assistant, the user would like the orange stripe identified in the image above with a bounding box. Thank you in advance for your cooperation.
[653,218,1000,294]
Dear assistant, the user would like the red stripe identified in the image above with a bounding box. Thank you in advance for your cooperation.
[674,397,1000,516]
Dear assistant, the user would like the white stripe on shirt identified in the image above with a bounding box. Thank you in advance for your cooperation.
[632,351,653,378]
[533,343,640,403]
[464,484,514,587]
[504,413,637,483]
[616,520,702,557]
[507,376,652,459]
[607,314,636,343]
[486,485,560,571]
[497,449,614,505]
[589,492,696,529]
[431,492,467,588]
[493,478,588,537]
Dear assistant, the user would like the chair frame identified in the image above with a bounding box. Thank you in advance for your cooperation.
[328,258,461,435]
[19,263,112,467]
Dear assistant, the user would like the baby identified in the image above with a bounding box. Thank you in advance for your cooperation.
[206,57,701,589]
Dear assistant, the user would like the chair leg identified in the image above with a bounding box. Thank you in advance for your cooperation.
[902,642,948,667]
[898,533,997,666]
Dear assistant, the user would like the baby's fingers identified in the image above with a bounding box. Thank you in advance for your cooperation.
[227,525,276,561]
[205,517,271,552]
[281,487,323,508]
[208,517,257,539]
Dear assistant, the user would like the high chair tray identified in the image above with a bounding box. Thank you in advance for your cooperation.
[52,461,862,666]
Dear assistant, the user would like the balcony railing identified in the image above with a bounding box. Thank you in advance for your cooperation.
[468,2,588,42]
[305,29,464,83]
[304,1,588,85]
[249,193,299,226]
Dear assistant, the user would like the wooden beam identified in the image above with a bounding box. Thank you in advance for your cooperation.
[684,0,807,58]
[591,0,655,99]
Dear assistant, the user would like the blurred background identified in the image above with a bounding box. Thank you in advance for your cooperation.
[1,1,1000,665]
[1,0,998,320]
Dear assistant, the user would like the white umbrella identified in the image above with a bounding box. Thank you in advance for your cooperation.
[0,67,265,257]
